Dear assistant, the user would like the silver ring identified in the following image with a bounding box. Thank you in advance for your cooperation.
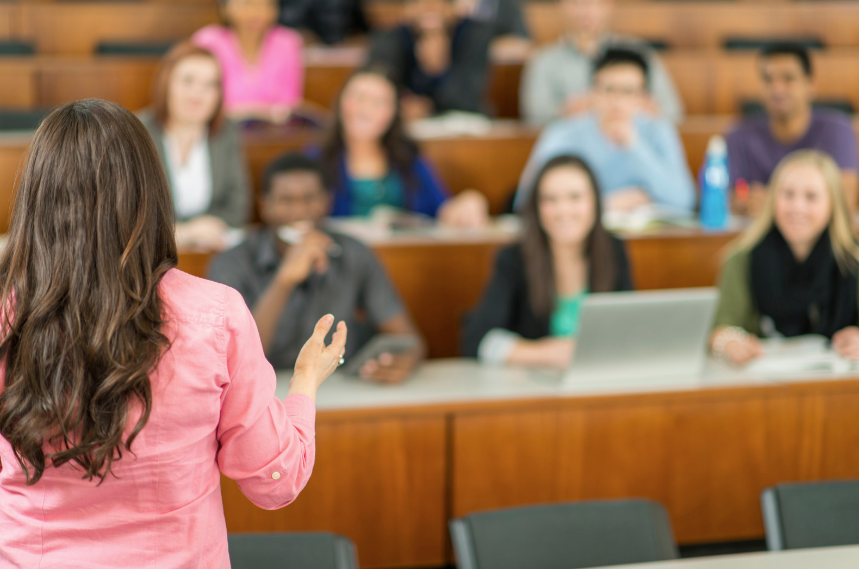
[338,355,345,366]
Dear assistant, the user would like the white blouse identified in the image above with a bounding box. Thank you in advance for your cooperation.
[164,133,213,220]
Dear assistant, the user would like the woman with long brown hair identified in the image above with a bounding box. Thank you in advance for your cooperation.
[462,155,633,368]
[317,67,489,227]
[0,99,346,567]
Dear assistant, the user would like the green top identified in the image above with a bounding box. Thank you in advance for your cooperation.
[713,248,859,336]
[349,172,405,216]
[550,289,588,337]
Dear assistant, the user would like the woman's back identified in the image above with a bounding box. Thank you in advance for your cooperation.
[0,99,346,568]
[0,270,317,568]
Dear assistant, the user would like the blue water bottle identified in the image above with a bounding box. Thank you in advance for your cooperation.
[699,135,730,230]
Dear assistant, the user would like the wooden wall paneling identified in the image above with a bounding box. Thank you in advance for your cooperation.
[418,130,537,215]
[373,241,504,358]
[0,5,22,40]
[663,395,773,542]
[0,59,38,109]
[20,4,219,55]
[810,390,859,480]
[451,383,859,546]
[523,2,859,48]
[0,141,26,233]
[487,63,523,119]
[451,401,674,519]
[221,414,448,569]
[622,231,738,290]
[678,115,738,179]
[36,58,159,110]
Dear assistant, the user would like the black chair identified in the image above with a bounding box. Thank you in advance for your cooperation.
[0,109,51,131]
[95,42,175,57]
[723,37,825,52]
[0,41,35,56]
[741,99,855,117]
[449,499,679,569]
[761,480,859,551]
[228,532,359,569]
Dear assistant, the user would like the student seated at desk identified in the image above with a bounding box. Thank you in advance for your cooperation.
[315,68,489,227]
[520,0,682,127]
[139,42,250,251]
[208,152,424,382]
[278,0,368,45]
[367,0,494,119]
[726,44,858,217]
[463,155,633,368]
[515,47,695,214]
[193,0,303,124]
[711,150,859,366]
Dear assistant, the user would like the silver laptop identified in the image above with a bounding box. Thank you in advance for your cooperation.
[562,288,718,385]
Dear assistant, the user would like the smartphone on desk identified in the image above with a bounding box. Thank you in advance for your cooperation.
[340,334,420,377]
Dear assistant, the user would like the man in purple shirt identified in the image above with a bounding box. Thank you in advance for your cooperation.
[726,44,858,216]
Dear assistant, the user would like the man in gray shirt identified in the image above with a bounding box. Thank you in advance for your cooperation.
[208,153,424,382]
[520,0,683,126]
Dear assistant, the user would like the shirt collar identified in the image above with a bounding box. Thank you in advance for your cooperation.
[253,229,283,272]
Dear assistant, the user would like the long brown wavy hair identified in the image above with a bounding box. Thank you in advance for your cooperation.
[520,155,618,316]
[0,99,178,485]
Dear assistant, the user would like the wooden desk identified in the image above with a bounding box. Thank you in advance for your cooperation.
[600,546,859,569]
[218,360,859,568]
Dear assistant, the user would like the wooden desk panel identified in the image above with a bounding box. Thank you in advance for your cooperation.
[451,382,859,544]
[0,59,38,110]
[623,229,737,291]
[19,4,218,55]
[221,413,448,569]
[373,241,505,358]
[36,58,159,110]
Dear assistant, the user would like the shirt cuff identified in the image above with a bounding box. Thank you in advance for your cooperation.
[477,328,522,365]
[284,393,316,434]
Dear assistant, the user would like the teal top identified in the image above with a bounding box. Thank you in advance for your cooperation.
[550,289,588,337]
[349,172,406,216]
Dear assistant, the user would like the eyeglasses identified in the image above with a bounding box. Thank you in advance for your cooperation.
[593,85,644,98]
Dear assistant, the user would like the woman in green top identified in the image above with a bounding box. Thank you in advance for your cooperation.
[462,155,633,368]
[711,150,859,366]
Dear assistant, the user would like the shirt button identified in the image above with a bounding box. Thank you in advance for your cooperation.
[271,472,281,480]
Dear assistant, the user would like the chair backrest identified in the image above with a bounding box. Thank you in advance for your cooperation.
[95,42,174,56]
[723,37,826,52]
[0,42,35,56]
[228,532,359,569]
[761,480,859,551]
[450,499,678,569]
[0,109,50,131]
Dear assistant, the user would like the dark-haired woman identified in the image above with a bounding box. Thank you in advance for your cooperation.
[462,155,633,368]
[139,42,251,251]
[317,69,489,227]
[0,99,346,567]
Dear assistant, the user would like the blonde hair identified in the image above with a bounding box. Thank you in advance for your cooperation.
[730,149,859,270]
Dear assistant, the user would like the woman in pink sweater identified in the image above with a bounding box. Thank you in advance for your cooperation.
[194,0,304,124]
[0,99,346,568]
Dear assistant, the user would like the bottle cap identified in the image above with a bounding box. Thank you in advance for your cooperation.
[706,135,727,157]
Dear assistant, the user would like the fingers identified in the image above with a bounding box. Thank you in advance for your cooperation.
[323,321,348,358]
[360,354,413,384]
[310,314,335,346]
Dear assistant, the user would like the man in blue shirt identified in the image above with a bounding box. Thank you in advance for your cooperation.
[515,47,696,213]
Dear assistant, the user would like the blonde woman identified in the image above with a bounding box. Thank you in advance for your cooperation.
[711,150,859,366]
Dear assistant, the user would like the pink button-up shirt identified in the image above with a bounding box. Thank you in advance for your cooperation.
[193,25,304,112]
[0,269,316,568]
